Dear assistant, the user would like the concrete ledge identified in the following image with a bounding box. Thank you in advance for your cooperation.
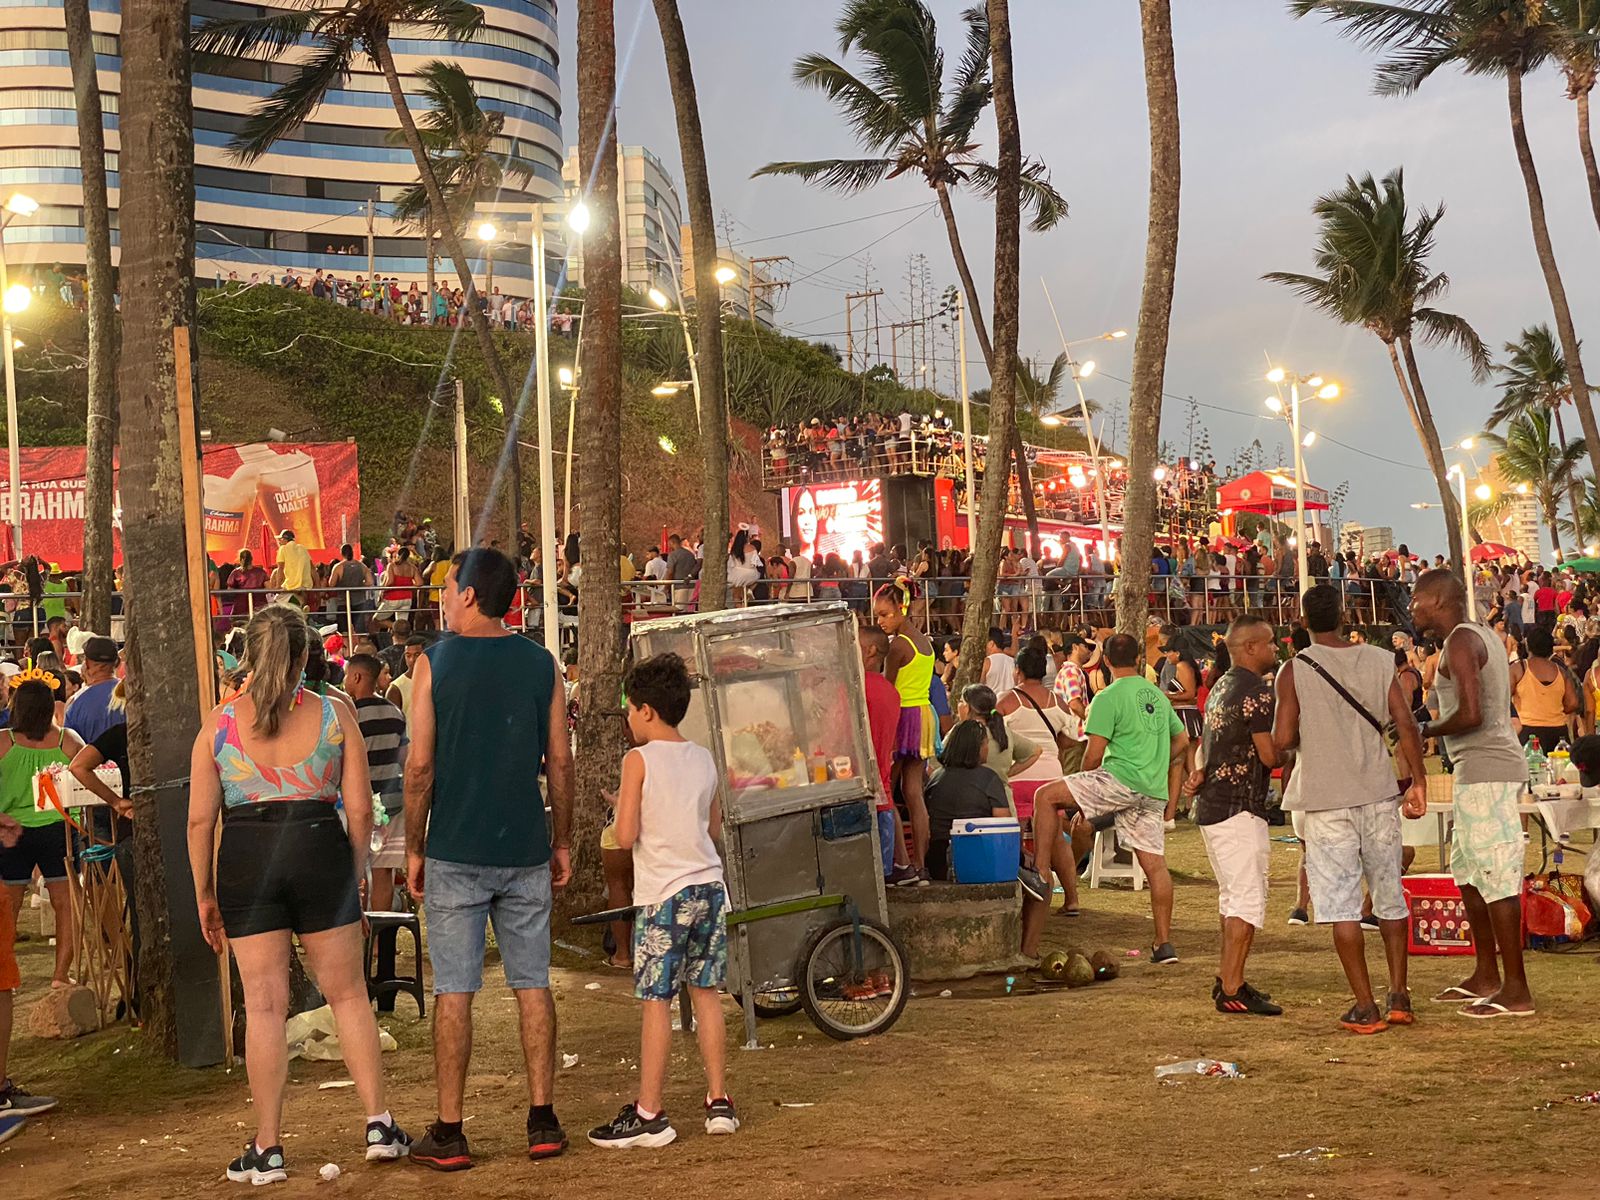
[887,881,1030,981]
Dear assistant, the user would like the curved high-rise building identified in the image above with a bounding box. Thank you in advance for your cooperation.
[0,0,564,296]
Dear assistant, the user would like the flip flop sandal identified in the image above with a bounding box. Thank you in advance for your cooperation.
[1459,1001,1536,1020]
[1430,986,1485,1003]
[1055,907,1081,918]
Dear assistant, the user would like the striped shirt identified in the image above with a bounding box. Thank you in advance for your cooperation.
[354,695,407,812]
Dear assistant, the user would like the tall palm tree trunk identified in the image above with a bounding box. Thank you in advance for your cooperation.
[118,0,219,1063]
[652,0,728,611]
[567,0,625,913]
[934,184,1039,557]
[1547,498,1565,560]
[956,0,1021,688]
[1509,68,1600,476]
[1574,79,1600,232]
[63,0,116,634]
[1116,0,1181,638]
[373,38,522,541]
[424,208,436,327]
[1397,337,1464,568]
[1550,405,1586,537]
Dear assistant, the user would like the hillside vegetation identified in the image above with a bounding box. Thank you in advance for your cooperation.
[11,286,1083,553]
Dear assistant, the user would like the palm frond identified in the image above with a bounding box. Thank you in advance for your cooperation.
[405,0,488,41]
[229,43,353,162]
[191,10,316,60]
[964,159,1069,232]
[750,157,898,192]
[942,6,992,148]
[1414,307,1490,380]
[791,53,919,152]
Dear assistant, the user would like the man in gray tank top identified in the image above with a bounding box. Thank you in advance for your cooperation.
[1412,570,1535,1018]
[1274,585,1428,1034]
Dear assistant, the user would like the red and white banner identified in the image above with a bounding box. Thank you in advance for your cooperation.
[0,442,360,570]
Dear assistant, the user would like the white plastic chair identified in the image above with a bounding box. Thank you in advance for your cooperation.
[1086,828,1145,892]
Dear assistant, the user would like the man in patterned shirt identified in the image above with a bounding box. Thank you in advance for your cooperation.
[1051,635,1094,748]
[1183,616,1283,1016]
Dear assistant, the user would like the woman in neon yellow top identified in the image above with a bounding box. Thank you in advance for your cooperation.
[874,579,935,880]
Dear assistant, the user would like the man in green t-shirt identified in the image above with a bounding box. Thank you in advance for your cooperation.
[1032,633,1188,964]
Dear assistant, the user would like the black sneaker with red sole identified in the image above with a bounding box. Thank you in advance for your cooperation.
[527,1109,569,1160]
[410,1123,472,1172]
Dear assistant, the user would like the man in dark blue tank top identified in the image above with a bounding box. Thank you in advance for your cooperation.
[404,549,574,1169]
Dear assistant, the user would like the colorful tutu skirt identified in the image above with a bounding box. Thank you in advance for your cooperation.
[894,704,937,761]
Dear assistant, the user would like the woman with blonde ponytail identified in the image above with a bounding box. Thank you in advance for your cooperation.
[187,605,411,1184]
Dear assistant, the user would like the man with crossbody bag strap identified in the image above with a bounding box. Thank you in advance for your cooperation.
[1273,585,1428,1035]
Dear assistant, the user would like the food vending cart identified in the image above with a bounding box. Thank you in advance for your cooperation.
[628,602,909,1046]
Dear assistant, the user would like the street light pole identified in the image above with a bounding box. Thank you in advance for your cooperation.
[530,205,560,652]
[1289,377,1309,598]
[0,207,31,559]
[1449,464,1476,621]
[1040,284,1120,563]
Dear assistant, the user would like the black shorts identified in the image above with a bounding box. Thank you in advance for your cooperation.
[217,802,361,938]
[0,819,69,886]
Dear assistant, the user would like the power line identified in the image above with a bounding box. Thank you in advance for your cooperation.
[727,201,938,250]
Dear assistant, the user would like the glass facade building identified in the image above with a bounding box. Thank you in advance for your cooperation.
[0,0,565,296]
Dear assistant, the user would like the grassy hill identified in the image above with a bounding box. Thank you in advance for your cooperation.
[11,285,1083,554]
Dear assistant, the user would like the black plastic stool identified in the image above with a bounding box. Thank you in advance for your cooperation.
[365,911,425,1016]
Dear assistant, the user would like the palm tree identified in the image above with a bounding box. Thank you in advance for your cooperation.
[63,0,116,635]
[117,0,209,1061]
[957,0,1023,688]
[1015,354,1069,422]
[1490,323,1589,529]
[1291,1,1600,487]
[1265,168,1487,568]
[1117,0,1182,637]
[753,0,1068,554]
[652,0,730,611]
[191,1,529,531]
[568,0,626,914]
[1556,474,1600,544]
[1482,410,1587,559]
[1548,1,1600,229]
[389,62,536,233]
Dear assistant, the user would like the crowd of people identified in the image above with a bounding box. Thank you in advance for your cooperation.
[214,269,578,336]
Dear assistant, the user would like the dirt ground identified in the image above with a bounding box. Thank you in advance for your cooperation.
[5,826,1598,1200]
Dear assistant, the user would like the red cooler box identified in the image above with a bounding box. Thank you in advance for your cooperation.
[1402,874,1476,956]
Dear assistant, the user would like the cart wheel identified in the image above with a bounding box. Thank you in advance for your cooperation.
[797,917,909,1041]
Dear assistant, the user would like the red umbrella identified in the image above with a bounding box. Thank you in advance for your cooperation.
[1471,542,1517,563]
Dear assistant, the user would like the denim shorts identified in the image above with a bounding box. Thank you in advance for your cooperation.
[632,881,728,1001]
[1300,801,1407,924]
[425,858,552,994]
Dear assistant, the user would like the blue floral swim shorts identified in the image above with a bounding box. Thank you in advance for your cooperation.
[632,881,728,1001]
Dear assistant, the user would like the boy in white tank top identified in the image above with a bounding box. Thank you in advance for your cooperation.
[589,654,738,1150]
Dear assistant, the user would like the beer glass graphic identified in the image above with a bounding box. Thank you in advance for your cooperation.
[202,471,255,555]
[253,449,325,549]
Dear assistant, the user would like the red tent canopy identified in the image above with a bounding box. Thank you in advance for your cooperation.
[1216,469,1329,516]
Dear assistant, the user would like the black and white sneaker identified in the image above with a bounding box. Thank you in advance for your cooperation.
[1360,914,1381,933]
[587,1103,677,1150]
[1286,907,1310,926]
[0,1078,57,1116]
[1151,942,1179,965]
[704,1097,739,1136]
[1017,866,1050,903]
[226,1141,288,1185]
[365,1117,412,1162]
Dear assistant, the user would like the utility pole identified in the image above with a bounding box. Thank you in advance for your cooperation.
[745,254,789,328]
[843,289,882,373]
[452,377,470,551]
[366,197,375,278]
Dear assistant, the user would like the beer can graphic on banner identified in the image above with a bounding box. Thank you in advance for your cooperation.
[254,449,325,549]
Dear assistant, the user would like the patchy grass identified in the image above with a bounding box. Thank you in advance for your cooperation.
[5,824,1598,1199]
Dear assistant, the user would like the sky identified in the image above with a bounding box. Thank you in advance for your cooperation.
[555,1,1600,554]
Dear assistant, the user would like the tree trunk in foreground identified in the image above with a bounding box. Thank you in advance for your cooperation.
[567,0,626,916]
[1116,0,1181,639]
[64,0,117,635]
[118,0,217,1063]
[1509,69,1600,487]
[653,0,729,610]
[956,0,1023,690]
[1572,74,1600,234]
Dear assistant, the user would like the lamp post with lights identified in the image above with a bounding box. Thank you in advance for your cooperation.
[1264,367,1340,597]
[1039,319,1128,563]
[0,192,38,555]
